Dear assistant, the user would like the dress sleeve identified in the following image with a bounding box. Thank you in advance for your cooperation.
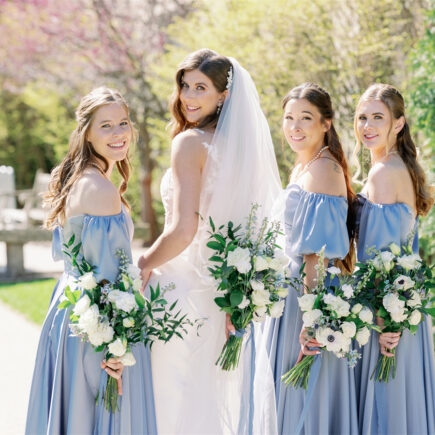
[287,190,349,259]
[356,198,418,261]
[80,213,133,283]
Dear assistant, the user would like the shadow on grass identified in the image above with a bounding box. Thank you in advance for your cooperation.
[0,279,56,325]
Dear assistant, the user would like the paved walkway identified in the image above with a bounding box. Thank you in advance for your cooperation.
[0,301,41,435]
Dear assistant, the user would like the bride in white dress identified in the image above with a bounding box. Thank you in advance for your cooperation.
[138,48,281,434]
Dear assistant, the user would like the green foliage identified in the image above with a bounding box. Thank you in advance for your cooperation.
[406,3,435,263]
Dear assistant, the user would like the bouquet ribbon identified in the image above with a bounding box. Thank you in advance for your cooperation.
[294,350,322,434]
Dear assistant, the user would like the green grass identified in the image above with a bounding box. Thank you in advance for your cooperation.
[0,279,56,325]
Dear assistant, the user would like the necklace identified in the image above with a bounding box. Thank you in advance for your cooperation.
[295,146,329,180]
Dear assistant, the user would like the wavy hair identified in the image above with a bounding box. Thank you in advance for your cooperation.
[354,83,433,216]
[169,48,232,138]
[282,83,356,272]
[44,87,137,229]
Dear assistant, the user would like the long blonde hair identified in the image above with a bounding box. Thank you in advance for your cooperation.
[354,83,433,216]
[44,87,137,229]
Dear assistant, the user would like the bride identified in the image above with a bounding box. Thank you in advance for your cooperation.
[138,48,281,434]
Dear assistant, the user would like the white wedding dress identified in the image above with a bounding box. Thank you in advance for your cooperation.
[148,58,281,435]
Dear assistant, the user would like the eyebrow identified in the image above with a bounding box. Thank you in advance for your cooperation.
[99,118,128,124]
[284,111,313,116]
[182,80,208,87]
[358,112,384,116]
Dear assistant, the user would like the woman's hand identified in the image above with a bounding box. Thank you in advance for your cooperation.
[101,357,124,395]
[298,328,322,360]
[138,255,152,294]
[376,315,401,357]
[378,332,401,357]
[225,313,235,340]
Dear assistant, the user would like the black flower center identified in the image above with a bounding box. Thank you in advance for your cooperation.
[327,334,335,343]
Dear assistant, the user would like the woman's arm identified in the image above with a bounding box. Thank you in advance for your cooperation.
[138,131,207,283]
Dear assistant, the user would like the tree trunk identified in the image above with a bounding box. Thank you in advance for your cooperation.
[137,120,159,243]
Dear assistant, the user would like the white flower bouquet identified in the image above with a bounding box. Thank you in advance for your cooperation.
[207,204,290,370]
[354,242,435,382]
[58,234,194,412]
[282,247,379,389]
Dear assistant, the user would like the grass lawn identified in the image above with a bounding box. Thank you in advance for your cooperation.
[0,279,56,325]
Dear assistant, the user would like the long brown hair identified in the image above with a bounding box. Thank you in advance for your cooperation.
[354,83,433,216]
[44,87,137,229]
[169,48,232,138]
[282,82,356,272]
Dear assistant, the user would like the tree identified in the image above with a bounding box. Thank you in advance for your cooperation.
[0,0,193,240]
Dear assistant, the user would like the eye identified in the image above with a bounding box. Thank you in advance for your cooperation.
[120,121,129,126]
[196,85,205,91]
[284,115,293,120]
[374,115,383,120]
[101,123,111,128]
[302,116,312,120]
[181,82,188,88]
[358,115,367,121]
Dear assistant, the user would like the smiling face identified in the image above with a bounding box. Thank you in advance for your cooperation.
[282,98,330,156]
[86,103,132,169]
[179,69,226,124]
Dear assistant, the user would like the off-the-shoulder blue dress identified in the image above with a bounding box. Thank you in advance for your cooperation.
[25,210,157,434]
[355,195,435,434]
[264,184,358,434]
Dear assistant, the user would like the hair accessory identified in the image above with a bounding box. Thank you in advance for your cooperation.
[226,67,233,90]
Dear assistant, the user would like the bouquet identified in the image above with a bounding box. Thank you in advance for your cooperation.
[207,204,290,370]
[354,242,435,382]
[58,234,195,412]
[282,247,380,389]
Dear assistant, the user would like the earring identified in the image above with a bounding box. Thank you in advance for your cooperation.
[217,101,223,115]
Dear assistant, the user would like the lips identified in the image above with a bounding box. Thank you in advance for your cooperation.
[185,105,200,113]
[364,134,378,140]
[108,140,126,149]
[290,136,306,142]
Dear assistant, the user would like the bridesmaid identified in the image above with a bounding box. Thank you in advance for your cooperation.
[354,83,435,434]
[25,87,157,434]
[264,82,358,434]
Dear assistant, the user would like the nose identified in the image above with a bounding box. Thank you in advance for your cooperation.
[112,124,124,137]
[290,120,302,131]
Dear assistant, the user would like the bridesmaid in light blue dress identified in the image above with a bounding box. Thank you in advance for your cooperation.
[354,83,435,434]
[264,83,358,434]
[25,88,157,434]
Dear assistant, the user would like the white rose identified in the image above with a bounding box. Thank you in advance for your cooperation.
[269,300,285,318]
[341,321,357,338]
[333,297,351,318]
[327,266,341,276]
[302,309,323,328]
[276,287,289,298]
[119,351,136,366]
[383,293,405,314]
[298,294,317,311]
[132,278,142,292]
[254,256,269,272]
[253,306,267,322]
[123,317,135,328]
[391,309,408,323]
[323,293,336,305]
[78,304,100,333]
[351,303,363,314]
[271,250,290,272]
[227,247,252,274]
[78,272,97,290]
[359,307,374,324]
[250,280,265,292]
[108,290,138,313]
[238,295,250,309]
[389,243,401,256]
[108,338,127,357]
[393,275,415,291]
[251,289,270,307]
[408,310,422,325]
[126,264,141,280]
[342,284,354,299]
[397,254,421,271]
[406,291,422,308]
[88,321,114,347]
[73,294,91,316]
[356,326,370,346]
